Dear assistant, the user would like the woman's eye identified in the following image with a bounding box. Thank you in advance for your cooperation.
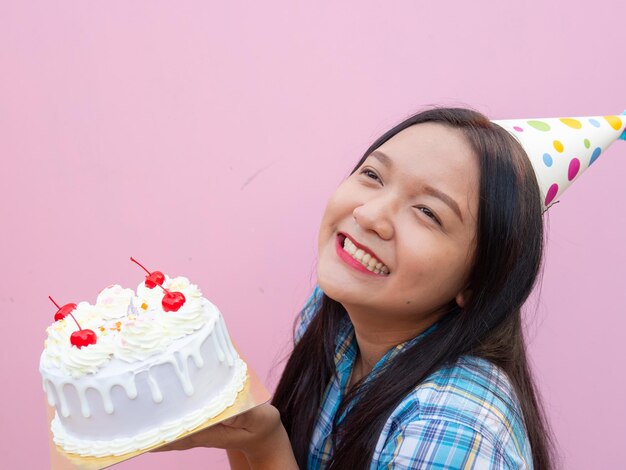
[417,207,441,226]
[360,168,381,183]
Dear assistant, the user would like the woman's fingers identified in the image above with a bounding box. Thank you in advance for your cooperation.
[149,403,282,453]
[223,402,281,432]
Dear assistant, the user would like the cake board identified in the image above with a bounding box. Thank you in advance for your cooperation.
[46,347,271,469]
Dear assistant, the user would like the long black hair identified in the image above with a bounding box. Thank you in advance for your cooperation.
[272,107,554,469]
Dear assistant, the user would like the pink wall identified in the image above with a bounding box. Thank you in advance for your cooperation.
[2,1,624,468]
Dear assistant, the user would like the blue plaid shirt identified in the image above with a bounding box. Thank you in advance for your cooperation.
[295,286,532,469]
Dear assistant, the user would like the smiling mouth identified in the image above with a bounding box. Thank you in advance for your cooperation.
[337,233,390,276]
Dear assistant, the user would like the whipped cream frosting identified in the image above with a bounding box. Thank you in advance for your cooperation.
[42,277,208,377]
[96,285,135,320]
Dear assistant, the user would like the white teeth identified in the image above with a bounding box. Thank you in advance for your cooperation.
[341,236,389,275]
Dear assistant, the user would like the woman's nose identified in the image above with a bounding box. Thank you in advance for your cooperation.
[353,199,394,240]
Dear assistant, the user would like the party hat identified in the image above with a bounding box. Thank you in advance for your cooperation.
[492,113,626,211]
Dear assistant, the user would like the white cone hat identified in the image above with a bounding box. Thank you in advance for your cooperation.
[492,113,626,211]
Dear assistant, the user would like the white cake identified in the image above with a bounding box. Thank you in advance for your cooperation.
[39,274,247,457]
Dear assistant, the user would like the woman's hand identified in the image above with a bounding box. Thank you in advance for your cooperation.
[154,402,281,453]
[153,402,298,469]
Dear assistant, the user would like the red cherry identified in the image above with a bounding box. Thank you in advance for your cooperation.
[130,257,165,289]
[49,296,77,322]
[70,329,98,349]
[162,291,186,312]
[54,303,77,321]
[130,257,185,312]
[145,271,165,289]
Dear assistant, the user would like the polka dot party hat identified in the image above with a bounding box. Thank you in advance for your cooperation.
[492,112,626,211]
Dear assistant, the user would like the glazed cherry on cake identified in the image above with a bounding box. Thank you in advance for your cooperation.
[70,328,98,349]
[130,257,186,312]
[162,291,186,312]
[130,257,165,288]
[48,296,98,348]
[49,296,77,322]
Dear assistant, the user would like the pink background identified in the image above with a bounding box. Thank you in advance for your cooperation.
[2,1,624,468]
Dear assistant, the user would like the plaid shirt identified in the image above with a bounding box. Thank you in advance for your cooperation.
[295,286,532,469]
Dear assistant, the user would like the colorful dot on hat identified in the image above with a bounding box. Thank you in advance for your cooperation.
[584,138,590,148]
[528,120,550,131]
[560,118,582,129]
[589,118,601,128]
[542,153,553,167]
[604,115,623,131]
[513,126,523,132]
[568,158,580,181]
[545,183,559,206]
[553,140,564,153]
[589,147,602,165]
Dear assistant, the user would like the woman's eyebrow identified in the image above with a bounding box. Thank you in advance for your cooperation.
[422,185,464,223]
[370,150,392,168]
[369,150,464,223]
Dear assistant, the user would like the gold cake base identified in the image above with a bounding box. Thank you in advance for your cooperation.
[46,349,271,469]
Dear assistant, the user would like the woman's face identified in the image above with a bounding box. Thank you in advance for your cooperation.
[317,122,480,327]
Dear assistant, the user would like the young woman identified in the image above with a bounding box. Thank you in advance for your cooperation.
[158,107,554,469]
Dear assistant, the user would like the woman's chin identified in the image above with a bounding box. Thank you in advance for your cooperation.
[317,266,364,301]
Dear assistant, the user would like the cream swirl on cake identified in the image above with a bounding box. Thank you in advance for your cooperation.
[114,311,169,362]
[42,303,116,377]
[155,276,205,339]
[61,329,116,377]
[96,285,136,319]
[43,318,73,369]
[136,277,170,310]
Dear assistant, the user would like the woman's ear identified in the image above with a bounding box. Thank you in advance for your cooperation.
[455,287,472,309]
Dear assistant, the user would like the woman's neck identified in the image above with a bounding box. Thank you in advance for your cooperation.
[347,312,436,380]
